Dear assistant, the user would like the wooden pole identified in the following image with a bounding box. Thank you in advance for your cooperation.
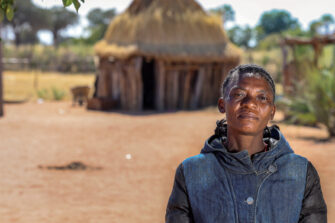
[190,67,205,109]
[171,70,179,110]
[134,57,143,111]
[155,60,165,111]
[119,61,127,110]
[182,70,192,109]
[0,24,4,117]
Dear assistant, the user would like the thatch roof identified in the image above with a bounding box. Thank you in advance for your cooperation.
[95,0,241,62]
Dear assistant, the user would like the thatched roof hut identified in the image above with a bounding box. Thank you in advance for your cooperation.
[89,0,241,111]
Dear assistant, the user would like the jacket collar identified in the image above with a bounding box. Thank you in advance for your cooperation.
[201,126,294,174]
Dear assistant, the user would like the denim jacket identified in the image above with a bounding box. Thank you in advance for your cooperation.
[166,127,327,223]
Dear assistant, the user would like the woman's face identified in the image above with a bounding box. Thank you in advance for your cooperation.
[218,75,276,136]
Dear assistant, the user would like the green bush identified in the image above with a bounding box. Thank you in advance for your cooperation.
[51,87,66,101]
[283,67,335,137]
[37,88,49,99]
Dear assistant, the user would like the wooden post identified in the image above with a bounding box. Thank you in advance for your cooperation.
[97,59,109,98]
[133,57,143,111]
[0,24,3,117]
[213,67,222,104]
[119,61,127,110]
[155,60,165,111]
[201,65,213,107]
[124,60,135,110]
[165,70,172,110]
[190,67,205,109]
[182,70,192,109]
[171,70,179,109]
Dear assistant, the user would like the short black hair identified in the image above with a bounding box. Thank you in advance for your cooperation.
[222,64,276,100]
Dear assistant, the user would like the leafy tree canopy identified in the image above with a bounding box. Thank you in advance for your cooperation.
[49,6,79,47]
[258,9,300,37]
[0,0,83,22]
[228,25,254,49]
[85,8,116,44]
[209,4,235,25]
[309,14,335,35]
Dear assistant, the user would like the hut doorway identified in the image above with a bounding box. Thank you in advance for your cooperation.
[141,59,156,110]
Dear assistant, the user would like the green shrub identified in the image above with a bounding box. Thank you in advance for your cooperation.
[51,87,66,101]
[283,67,335,137]
[37,88,49,99]
[277,97,317,126]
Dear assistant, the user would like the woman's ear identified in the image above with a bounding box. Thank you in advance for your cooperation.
[218,97,225,114]
[270,105,276,120]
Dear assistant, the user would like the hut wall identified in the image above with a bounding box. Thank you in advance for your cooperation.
[96,58,238,111]
[96,57,143,111]
[96,59,111,98]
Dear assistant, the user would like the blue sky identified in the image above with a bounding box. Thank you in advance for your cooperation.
[33,0,335,43]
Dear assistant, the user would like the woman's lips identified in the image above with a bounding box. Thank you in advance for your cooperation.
[237,113,259,120]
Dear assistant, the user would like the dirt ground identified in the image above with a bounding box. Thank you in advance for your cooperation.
[0,102,334,223]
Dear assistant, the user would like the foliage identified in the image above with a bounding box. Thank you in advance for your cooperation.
[0,0,83,22]
[209,4,234,25]
[257,9,300,39]
[1,0,81,45]
[309,14,335,36]
[256,34,281,50]
[61,0,84,12]
[0,0,15,22]
[282,67,335,137]
[86,8,116,44]
[49,6,79,47]
[51,87,66,100]
[277,97,317,126]
[228,25,254,49]
[320,14,334,35]
[37,88,48,99]
[307,68,335,136]
[3,0,50,45]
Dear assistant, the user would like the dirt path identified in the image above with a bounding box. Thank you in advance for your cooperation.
[0,102,334,222]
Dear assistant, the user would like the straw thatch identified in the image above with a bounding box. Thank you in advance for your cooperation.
[95,0,241,62]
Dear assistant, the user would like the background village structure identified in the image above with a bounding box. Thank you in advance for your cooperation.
[91,0,240,111]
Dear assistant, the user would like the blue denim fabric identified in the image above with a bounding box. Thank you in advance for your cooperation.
[182,129,308,223]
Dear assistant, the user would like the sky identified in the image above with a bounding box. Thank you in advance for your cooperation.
[33,0,335,43]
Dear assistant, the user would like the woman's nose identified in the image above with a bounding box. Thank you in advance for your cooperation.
[241,95,257,108]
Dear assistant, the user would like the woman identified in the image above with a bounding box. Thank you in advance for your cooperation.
[166,64,327,223]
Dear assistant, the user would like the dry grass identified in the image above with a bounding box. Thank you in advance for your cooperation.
[3,71,95,101]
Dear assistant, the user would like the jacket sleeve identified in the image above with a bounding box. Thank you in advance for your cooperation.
[299,161,327,223]
[166,163,194,223]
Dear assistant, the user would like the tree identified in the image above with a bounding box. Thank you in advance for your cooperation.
[4,0,50,46]
[209,4,235,26]
[258,9,300,38]
[0,0,83,117]
[49,6,79,47]
[227,25,254,49]
[309,14,335,36]
[86,8,116,44]
[320,14,334,35]
[309,20,322,36]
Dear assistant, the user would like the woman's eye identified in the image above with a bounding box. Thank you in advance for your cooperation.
[258,95,268,101]
[233,92,244,97]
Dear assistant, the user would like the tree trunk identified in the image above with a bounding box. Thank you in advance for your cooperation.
[0,24,4,117]
[53,30,59,48]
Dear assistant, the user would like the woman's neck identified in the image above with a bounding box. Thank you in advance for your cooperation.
[226,130,264,156]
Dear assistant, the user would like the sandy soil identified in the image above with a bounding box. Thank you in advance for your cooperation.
[0,102,334,223]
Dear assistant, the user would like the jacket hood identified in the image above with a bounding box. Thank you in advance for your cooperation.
[201,125,294,174]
